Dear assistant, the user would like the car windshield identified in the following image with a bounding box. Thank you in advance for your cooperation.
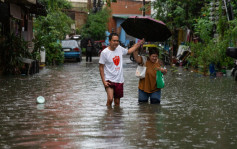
[62,40,78,47]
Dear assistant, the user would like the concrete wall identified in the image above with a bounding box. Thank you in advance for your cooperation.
[75,11,87,30]
[107,0,151,46]
[108,0,151,33]
[111,0,150,15]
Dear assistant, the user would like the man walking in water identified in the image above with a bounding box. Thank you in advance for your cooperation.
[99,33,144,106]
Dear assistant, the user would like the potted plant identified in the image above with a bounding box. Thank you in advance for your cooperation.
[0,34,31,75]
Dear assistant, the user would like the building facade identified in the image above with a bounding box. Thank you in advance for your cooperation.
[0,0,46,43]
[107,0,151,46]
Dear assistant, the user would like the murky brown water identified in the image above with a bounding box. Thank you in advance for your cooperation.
[1,56,237,148]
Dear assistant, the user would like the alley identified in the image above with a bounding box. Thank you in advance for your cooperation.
[0,56,237,148]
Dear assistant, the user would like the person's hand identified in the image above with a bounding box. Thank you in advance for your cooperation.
[104,81,111,88]
[138,38,145,46]
[156,67,161,71]
[157,67,164,72]
[157,67,167,74]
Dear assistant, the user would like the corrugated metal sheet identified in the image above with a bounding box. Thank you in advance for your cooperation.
[26,0,36,4]
[10,3,21,20]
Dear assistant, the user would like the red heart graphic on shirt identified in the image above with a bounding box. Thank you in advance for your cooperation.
[113,56,120,66]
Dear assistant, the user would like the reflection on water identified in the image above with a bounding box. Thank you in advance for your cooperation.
[0,57,237,148]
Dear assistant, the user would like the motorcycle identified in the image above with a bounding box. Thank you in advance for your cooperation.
[226,47,237,81]
[161,50,171,65]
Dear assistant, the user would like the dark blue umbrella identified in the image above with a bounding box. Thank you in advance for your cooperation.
[81,38,94,48]
[121,16,172,42]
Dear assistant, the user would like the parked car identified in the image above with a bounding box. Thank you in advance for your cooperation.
[71,35,81,47]
[61,40,82,62]
[71,34,81,40]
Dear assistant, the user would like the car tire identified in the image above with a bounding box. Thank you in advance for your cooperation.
[76,58,81,62]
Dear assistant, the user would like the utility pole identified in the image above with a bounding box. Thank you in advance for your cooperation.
[142,0,145,16]
[97,0,101,11]
[92,0,102,13]
[227,0,234,20]
[87,0,92,11]
[223,0,229,21]
[93,0,97,13]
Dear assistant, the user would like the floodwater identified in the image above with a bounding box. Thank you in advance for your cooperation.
[0,56,237,149]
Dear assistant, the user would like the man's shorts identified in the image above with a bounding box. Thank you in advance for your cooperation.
[107,80,124,98]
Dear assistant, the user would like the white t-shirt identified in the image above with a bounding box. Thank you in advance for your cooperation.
[99,45,128,83]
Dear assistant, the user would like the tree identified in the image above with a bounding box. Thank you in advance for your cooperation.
[152,0,237,73]
[81,8,111,40]
[0,34,31,74]
[33,0,73,65]
[152,0,210,29]
[39,0,72,10]
[188,0,236,72]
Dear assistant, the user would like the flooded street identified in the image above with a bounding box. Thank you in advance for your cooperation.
[1,56,237,148]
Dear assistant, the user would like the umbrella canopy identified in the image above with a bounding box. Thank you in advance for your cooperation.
[121,16,172,42]
[81,38,95,48]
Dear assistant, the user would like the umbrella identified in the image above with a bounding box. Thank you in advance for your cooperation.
[121,16,172,42]
[81,38,95,48]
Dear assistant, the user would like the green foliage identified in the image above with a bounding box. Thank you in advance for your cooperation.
[81,8,111,40]
[39,0,72,10]
[75,28,80,34]
[231,1,237,18]
[228,19,237,45]
[193,18,214,43]
[34,1,73,65]
[152,0,211,29]
[189,36,233,72]
[189,15,235,72]
[152,0,236,73]
[0,34,31,74]
[46,41,64,65]
[82,48,86,55]
[173,6,185,27]
[187,42,202,68]
[107,0,111,7]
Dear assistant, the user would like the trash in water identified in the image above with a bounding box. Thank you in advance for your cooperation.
[37,96,45,104]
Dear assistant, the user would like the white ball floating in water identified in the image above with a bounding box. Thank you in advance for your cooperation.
[37,96,45,104]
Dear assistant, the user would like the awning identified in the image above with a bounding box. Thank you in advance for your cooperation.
[112,14,151,19]
[26,0,36,4]
[8,0,36,5]
[10,3,21,20]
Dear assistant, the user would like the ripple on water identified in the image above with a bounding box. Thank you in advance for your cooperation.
[1,61,237,148]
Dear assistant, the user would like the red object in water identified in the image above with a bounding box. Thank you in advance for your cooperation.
[216,72,223,77]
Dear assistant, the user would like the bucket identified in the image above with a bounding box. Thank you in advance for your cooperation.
[216,72,223,77]
[226,47,237,59]
[37,96,45,104]
[226,70,232,77]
